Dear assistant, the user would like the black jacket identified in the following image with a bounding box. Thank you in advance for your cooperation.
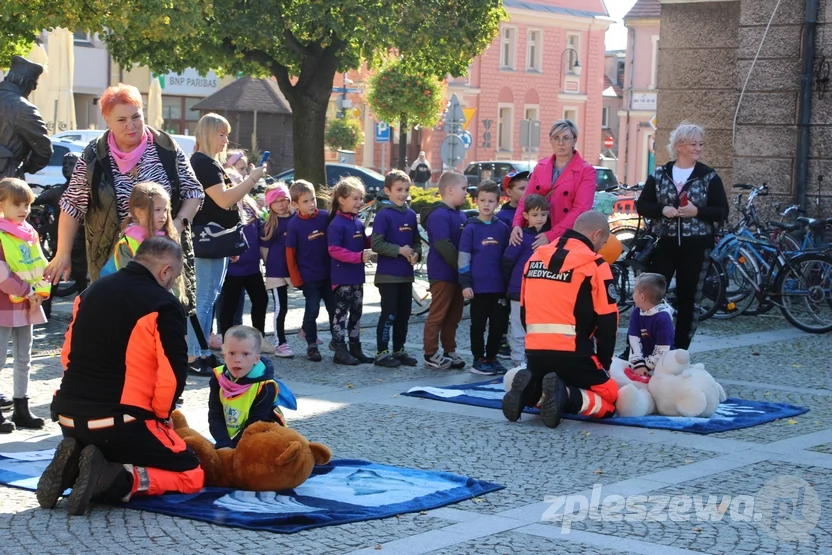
[637,161,728,246]
[0,81,52,178]
[53,262,188,421]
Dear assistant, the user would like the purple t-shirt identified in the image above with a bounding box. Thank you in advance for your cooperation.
[373,205,418,279]
[327,212,366,286]
[458,218,510,293]
[261,214,292,278]
[424,203,467,283]
[627,306,675,361]
[286,209,330,283]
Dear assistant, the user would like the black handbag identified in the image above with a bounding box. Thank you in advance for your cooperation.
[192,222,249,259]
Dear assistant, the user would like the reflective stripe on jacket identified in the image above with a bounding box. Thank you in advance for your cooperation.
[0,231,49,302]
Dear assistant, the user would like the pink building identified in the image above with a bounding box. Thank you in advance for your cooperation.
[617,0,661,187]
[358,0,613,178]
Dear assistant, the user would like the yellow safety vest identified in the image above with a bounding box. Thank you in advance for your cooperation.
[113,234,142,271]
[0,231,50,303]
[213,366,282,440]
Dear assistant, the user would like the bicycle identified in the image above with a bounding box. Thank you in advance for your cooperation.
[716,232,832,333]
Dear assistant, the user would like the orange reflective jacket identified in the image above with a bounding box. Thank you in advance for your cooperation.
[521,229,619,369]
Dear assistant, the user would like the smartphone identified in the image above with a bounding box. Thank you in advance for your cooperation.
[679,191,689,207]
[259,151,270,166]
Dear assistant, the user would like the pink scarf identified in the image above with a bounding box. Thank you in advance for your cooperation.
[123,224,166,242]
[216,369,253,399]
[108,128,152,174]
[0,218,38,243]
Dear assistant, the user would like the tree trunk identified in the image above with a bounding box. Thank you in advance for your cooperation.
[272,45,341,203]
[398,113,408,170]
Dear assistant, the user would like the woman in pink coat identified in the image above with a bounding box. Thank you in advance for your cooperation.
[509,120,596,247]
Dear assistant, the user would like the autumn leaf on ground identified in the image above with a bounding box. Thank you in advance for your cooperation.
[375,545,383,550]
[345,383,354,389]
[786,418,798,425]
[692,527,703,532]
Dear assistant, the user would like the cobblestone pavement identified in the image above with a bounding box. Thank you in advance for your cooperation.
[0,290,830,554]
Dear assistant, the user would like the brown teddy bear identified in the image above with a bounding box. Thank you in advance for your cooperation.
[171,410,332,491]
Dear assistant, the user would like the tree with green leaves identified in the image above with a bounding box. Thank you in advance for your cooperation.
[1,1,505,188]
[325,116,363,153]
[366,60,445,170]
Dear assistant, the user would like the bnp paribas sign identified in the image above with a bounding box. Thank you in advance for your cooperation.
[156,69,220,97]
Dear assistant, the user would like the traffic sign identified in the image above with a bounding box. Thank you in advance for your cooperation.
[443,94,466,134]
[604,137,614,149]
[375,122,390,143]
[460,131,473,150]
[440,134,466,168]
[462,108,477,130]
[649,113,657,130]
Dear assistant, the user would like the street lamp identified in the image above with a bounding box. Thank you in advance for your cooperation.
[560,46,580,89]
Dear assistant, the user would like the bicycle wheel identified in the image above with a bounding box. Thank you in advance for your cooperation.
[611,259,642,315]
[711,245,760,319]
[775,253,832,333]
[411,278,432,316]
[698,257,726,321]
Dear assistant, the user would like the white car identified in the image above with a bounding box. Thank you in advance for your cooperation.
[25,137,86,189]
[52,129,105,144]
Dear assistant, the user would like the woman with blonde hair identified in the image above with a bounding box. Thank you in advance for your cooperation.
[636,122,728,349]
[187,113,267,375]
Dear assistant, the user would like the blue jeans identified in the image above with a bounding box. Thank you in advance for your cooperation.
[301,280,335,346]
[187,257,229,358]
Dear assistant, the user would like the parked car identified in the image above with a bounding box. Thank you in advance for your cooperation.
[52,129,105,144]
[25,137,86,188]
[593,166,619,192]
[462,160,537,189]
[272,163,385,197]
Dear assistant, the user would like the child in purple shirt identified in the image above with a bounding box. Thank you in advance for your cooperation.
[260,183,294,358]
[327,177,374,366]
[286,180,334,362]
[459,180,510,375]
[218,196,268,344]
[628,273,675,376]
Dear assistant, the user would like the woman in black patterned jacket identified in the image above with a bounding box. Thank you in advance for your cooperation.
[636,122,729,350]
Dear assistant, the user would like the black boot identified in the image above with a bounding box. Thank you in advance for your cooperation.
[12,397,44,429]
[68,445,134,515]
[0,410,14,433]
[333,342,359,366]
[349,342,374,364]
[36,437,82,509]
[0,391,12,409]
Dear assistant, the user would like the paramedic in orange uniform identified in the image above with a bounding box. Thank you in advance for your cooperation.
[36,237,204,515]
[502,211,619,428]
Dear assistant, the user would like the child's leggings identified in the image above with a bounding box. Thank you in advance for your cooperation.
[0,325,32,398]
[332,284,363,344]
[269,286,289,345]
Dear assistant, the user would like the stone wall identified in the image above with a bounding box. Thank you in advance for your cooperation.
[656,1,740,190]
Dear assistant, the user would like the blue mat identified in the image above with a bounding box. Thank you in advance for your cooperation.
[0,451,503,533]
[403,380,809,435]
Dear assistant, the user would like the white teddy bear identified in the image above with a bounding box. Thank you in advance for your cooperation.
[610,358,656,417]
[648,349,727,418]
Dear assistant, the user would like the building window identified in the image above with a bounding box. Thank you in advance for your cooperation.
[617,60,625,86]
[501,27,516,70]
[527,30,542,72]
[602,107,610,128]
[524,105,539,123]
[564,108,577,124]
[161,96,206,135]
[650,36,660,89]
[566,33,580,74]
[497,104,514,151]
[73,30,92,44]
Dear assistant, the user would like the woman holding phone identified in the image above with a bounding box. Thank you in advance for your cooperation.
[187,113,268,375]
[636,122,728,350]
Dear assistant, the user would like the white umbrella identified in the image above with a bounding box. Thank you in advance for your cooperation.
[147,76,164,130]
[37,28,76,134]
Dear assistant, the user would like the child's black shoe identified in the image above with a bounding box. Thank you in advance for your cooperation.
[307,346,323,362]
[393,350,418,367]
[374,351,401,368]
[349,342,374,364]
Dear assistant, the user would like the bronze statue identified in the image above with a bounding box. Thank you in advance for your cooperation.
[0,56,53,179]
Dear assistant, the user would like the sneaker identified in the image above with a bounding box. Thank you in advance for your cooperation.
[444,352,466,370]
[298,329,323,345]
[307,346,322,362]
[540,373,567,429]
[36,437,82,509]
[260,342,275,355]
[470,358,498,375]
[393,350,418,367]
[502,369,532,422]
[424,352,452,369]
[188,358,212,377]
[488,359,508,375]
[497,342,512,359]
[0,391,13,408]
[208,333,223,351]
[375,351,402,368]
[275,343,294,358]
[67,445,133,516]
